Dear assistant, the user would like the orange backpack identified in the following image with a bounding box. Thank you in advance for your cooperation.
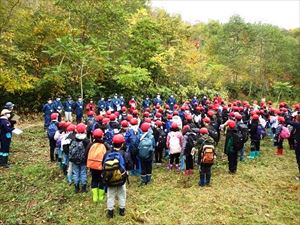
[87,143,106,170]
[201,145,215,164]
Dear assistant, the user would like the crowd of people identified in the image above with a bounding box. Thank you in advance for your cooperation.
[42,94,300,219]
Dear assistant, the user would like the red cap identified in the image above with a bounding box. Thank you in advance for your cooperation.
[203,117,211,123]
[87,111,94,116]
[140,123,151,132]
[227,120,236,129]
[66,124,76,132]
[50,113,59,120]
[130,118,138,125]
[199,127,209,134]
[167,114,173,119]
[155,113,162,118]
[102,118,110,125]
[96,115,103,122]
[106,111,112,116]
[144,118,151,123]
[121,106,127,112]
[76,123,86,133]
[121,120,129,128]
[207,110,215,117]
[143,112,150,117]
[173,111,179,116]
[155,120,163,127]
[252,114,259,120]
[278,116,285,123]
[109,114,116,121]
[132,110,138,115]
[93,129,104,138]
[171,122,178,129]
[58,121,66,128]
[235,113,242,120]
[127,114,133,121]
[112,134,125,144]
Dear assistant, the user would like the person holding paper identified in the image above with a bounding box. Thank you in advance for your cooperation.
[0,109,14,168]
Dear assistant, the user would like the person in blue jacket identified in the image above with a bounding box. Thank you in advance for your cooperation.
[97,97,106,114]
[42,98,54,129]
[142,96,151,110]
[106,98,113,111]
[120,95,126,107]
[191,96,199,109]
[153,94,163,106]
[112,94,121,112]
[74,96,84,124]
[167,95,176,111]
[64,95,73,122]
[53,97,63,121]
[0,109,15,168]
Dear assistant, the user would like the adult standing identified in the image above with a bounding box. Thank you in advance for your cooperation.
[64,96,73,122]
[53,97,63,121]
[74,96,84,124]
[42,98,54,129]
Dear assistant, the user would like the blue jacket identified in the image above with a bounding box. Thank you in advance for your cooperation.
[97,100,106,111]
[191,98,199,106]
[64,100,73,112]
[74,101,84,115]
[0,117,14,141]
[120,98,125,106]
[53,100,63,113]
[167,97,176,109]
[43,103,53,116]
[153,98,163,106]
[142,99,151,109]
[112,98,121,109]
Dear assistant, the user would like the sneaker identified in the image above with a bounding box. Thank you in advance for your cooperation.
[119,208,125,216]
[107,210,114,219]
[295,176,300,181]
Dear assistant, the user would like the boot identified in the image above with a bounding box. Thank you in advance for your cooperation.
[81,184,87,193]
[206,173,211,186]
[189,169,193,175]
[199,174,205,187]
[139,175,147,186]
[276,148,283,156]
[175,164,180,172]
[75,184,80,193]
[98,189,105,202]
[248,151,255,160]
[0,156,4,167]
[2,156,9,168]
[62,165,68,176]
[119,208,125,216]
[167,164,173,170]
[91,188,99,202]
[107,209,114,219]
[184,170,189,176]
[146,174,152,184]
[255,151,260,157]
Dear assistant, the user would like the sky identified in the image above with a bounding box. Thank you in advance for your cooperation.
[150,0,300,29]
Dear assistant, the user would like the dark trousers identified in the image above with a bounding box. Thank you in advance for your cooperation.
[228,151,238,173]
[295,141,300,173]
[288,137,295,150]
[170,153,180,165]
[141,160,152,175]
[90,169,104,189]
[200,164,212,185]
[49,138,56,161]
[155,146,163,163]
[250,139,260,152]
[76,114,83,124]
[185,154,193,170]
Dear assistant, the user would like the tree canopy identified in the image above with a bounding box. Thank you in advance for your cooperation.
[0,0,299,111]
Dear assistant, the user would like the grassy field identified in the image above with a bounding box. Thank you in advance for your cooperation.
[0,122,299,225]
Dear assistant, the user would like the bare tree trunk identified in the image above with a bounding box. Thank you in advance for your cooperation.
[80,63,84,98]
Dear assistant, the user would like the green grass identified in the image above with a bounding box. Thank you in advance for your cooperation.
[0,123,299,225]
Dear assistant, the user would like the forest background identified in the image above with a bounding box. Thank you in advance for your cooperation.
[0,0,299,112]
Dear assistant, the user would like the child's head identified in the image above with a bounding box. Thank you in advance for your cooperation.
[112,134,125,149]
[76,123,86,134]
[170,122,179,132]
[140,123,151,133]
[227,120,236,129]
[66,124,76,133]
[199,127,208,136]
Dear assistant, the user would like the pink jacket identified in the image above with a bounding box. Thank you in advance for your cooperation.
[167,131,184,154]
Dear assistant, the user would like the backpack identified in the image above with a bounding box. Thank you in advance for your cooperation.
[104,129,114,146]
[87,143,107,170]
[69,141,86,165]
[128,129,139,155]
[86,117,96,133]
[138,133,154,160]
[280,126,290,139]
[185,132,197,152]
[232,130,244,150]
[102,151,126,187]
[208,128,219,143]
[257,124,266,140]
[238,123,249,143]
[47,122,58,139]
[169,133,181,154]
[156,128,166,148]
[201,145,215,164]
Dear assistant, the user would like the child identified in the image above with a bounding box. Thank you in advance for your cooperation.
[0,109,15,168]
[69,123,90,193]
[248,114,262,159]
[224,120,239,174]
[47,113,59,162]
[182,125,197,175]
[102,134,128,218]
[166,122,183,171]
[138,123,155,185]
[153,120,166,164]
[274,116,288,156]
[197,127,216,186]
[86,129,108,202]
